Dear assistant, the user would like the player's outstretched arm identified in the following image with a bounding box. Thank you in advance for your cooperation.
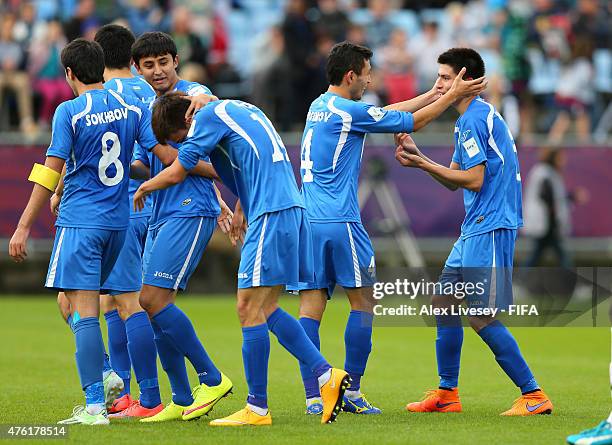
[384,86,439,113]
[133,158,189,211]
[9,156,65,262]
[411,68,487,132]
[397,149,484,192]
[395,134,458,191]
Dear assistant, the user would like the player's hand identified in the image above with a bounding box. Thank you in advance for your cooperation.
[395,133,419,156]
[395,146,424,168]
[9,226,30,263]
[449,67,488,99]
[50,193,61,217]
[133,186,149,212]
[217,198,233,234]
[185,94,219,119]
[229,206,246,247]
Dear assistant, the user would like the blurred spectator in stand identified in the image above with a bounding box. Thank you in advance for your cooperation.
[125,0,168,37]
[28,19,72,129]
[523,147,589,268]
[548,37,594,143]
[63,0,99,42]
[316,0,350,43]
[13,2,39,68]
[408,20,451,93]
[495,8,531,141]
[363,0,394,50]
[251,25,289,121]
[281,0,318,129]
[0,13,36,134]
[571,0,610,49]
[377,28,416,104]
[171,6,208,79]
[346,23,368,46]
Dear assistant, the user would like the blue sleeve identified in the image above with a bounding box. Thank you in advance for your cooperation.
[350,103,414,134]
[458,116,488,170]
[452,144,460,165]
[135,103,158,150]
[185,82,213,97]
[132,143,150,167]
[177,108,227,171]
[46,102,73,160]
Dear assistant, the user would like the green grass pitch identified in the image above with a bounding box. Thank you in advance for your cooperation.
[0,295,608,444]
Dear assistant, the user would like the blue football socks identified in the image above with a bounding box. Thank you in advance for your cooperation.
[151,318,193,406]
[344,310,373,392]
[73,317,105,404]
[267,308,331,378]
[298,317,321,399]
[242,324,270,410]
[478,320,539,393]
[153,304,222,387]
[125,311,161,408]
[436,314,464,389]
[104,309,131,396]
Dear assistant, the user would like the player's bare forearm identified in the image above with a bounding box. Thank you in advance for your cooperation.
[141,159,188,192]
[152,144,218,179]
[55,164,66,196]
[384,88,439,113]
[130,160,150,180]
[421,162,484,192]
[411,90,457,131]
[19,156,65,229]
[191,160,219,180]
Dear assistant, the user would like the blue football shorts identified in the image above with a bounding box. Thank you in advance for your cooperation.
[238,206,314,290]
[142,216,216,291]
[45,226,126,292]
[439,228,516,309]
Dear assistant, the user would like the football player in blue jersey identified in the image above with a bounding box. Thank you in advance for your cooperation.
[8,38,165,425]
[95,23,161,418]
[296,41,488,415]
[396,48,553,416]
[127,31,235,423]
[133,93,352,426]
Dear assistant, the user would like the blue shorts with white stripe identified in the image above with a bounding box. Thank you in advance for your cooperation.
[142,216,216,291]
[440,228,516,309]
[45,227,126,292]
[238,206,314,289]
[102,216,148,296]
[298,220,376,298]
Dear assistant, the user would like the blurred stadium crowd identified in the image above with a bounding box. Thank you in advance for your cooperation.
[0,0,610,142]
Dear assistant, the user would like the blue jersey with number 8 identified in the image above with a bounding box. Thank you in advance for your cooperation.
[47,88,158,230]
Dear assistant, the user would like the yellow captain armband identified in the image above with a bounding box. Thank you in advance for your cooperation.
[28,163,61,191]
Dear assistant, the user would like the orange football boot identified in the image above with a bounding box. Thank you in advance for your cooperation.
[500,389,553,416]
[108,394,134,414]
[406,388,462,413]
[108,400,164,418]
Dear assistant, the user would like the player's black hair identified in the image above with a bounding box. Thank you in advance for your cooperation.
[131,31,178,67]
[151,91,191,143]
[437,48,485,80]
[94,24,135,70]
[326,41,373,86]
[60,38,105,84]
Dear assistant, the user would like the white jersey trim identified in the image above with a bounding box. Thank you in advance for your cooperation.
[327,96,353,172]
[46,227,66,287]
[346,223,362,287]
[215,100,260,159]
[252,214,269,287]
[71,93,92,131]
[115,78,123,94]
[478,98,504,165]
[108,89,142,119]
[173,217,203,290]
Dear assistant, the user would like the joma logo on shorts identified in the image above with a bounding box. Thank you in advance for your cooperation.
[238,272,248,279]
[154,271,174,279]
